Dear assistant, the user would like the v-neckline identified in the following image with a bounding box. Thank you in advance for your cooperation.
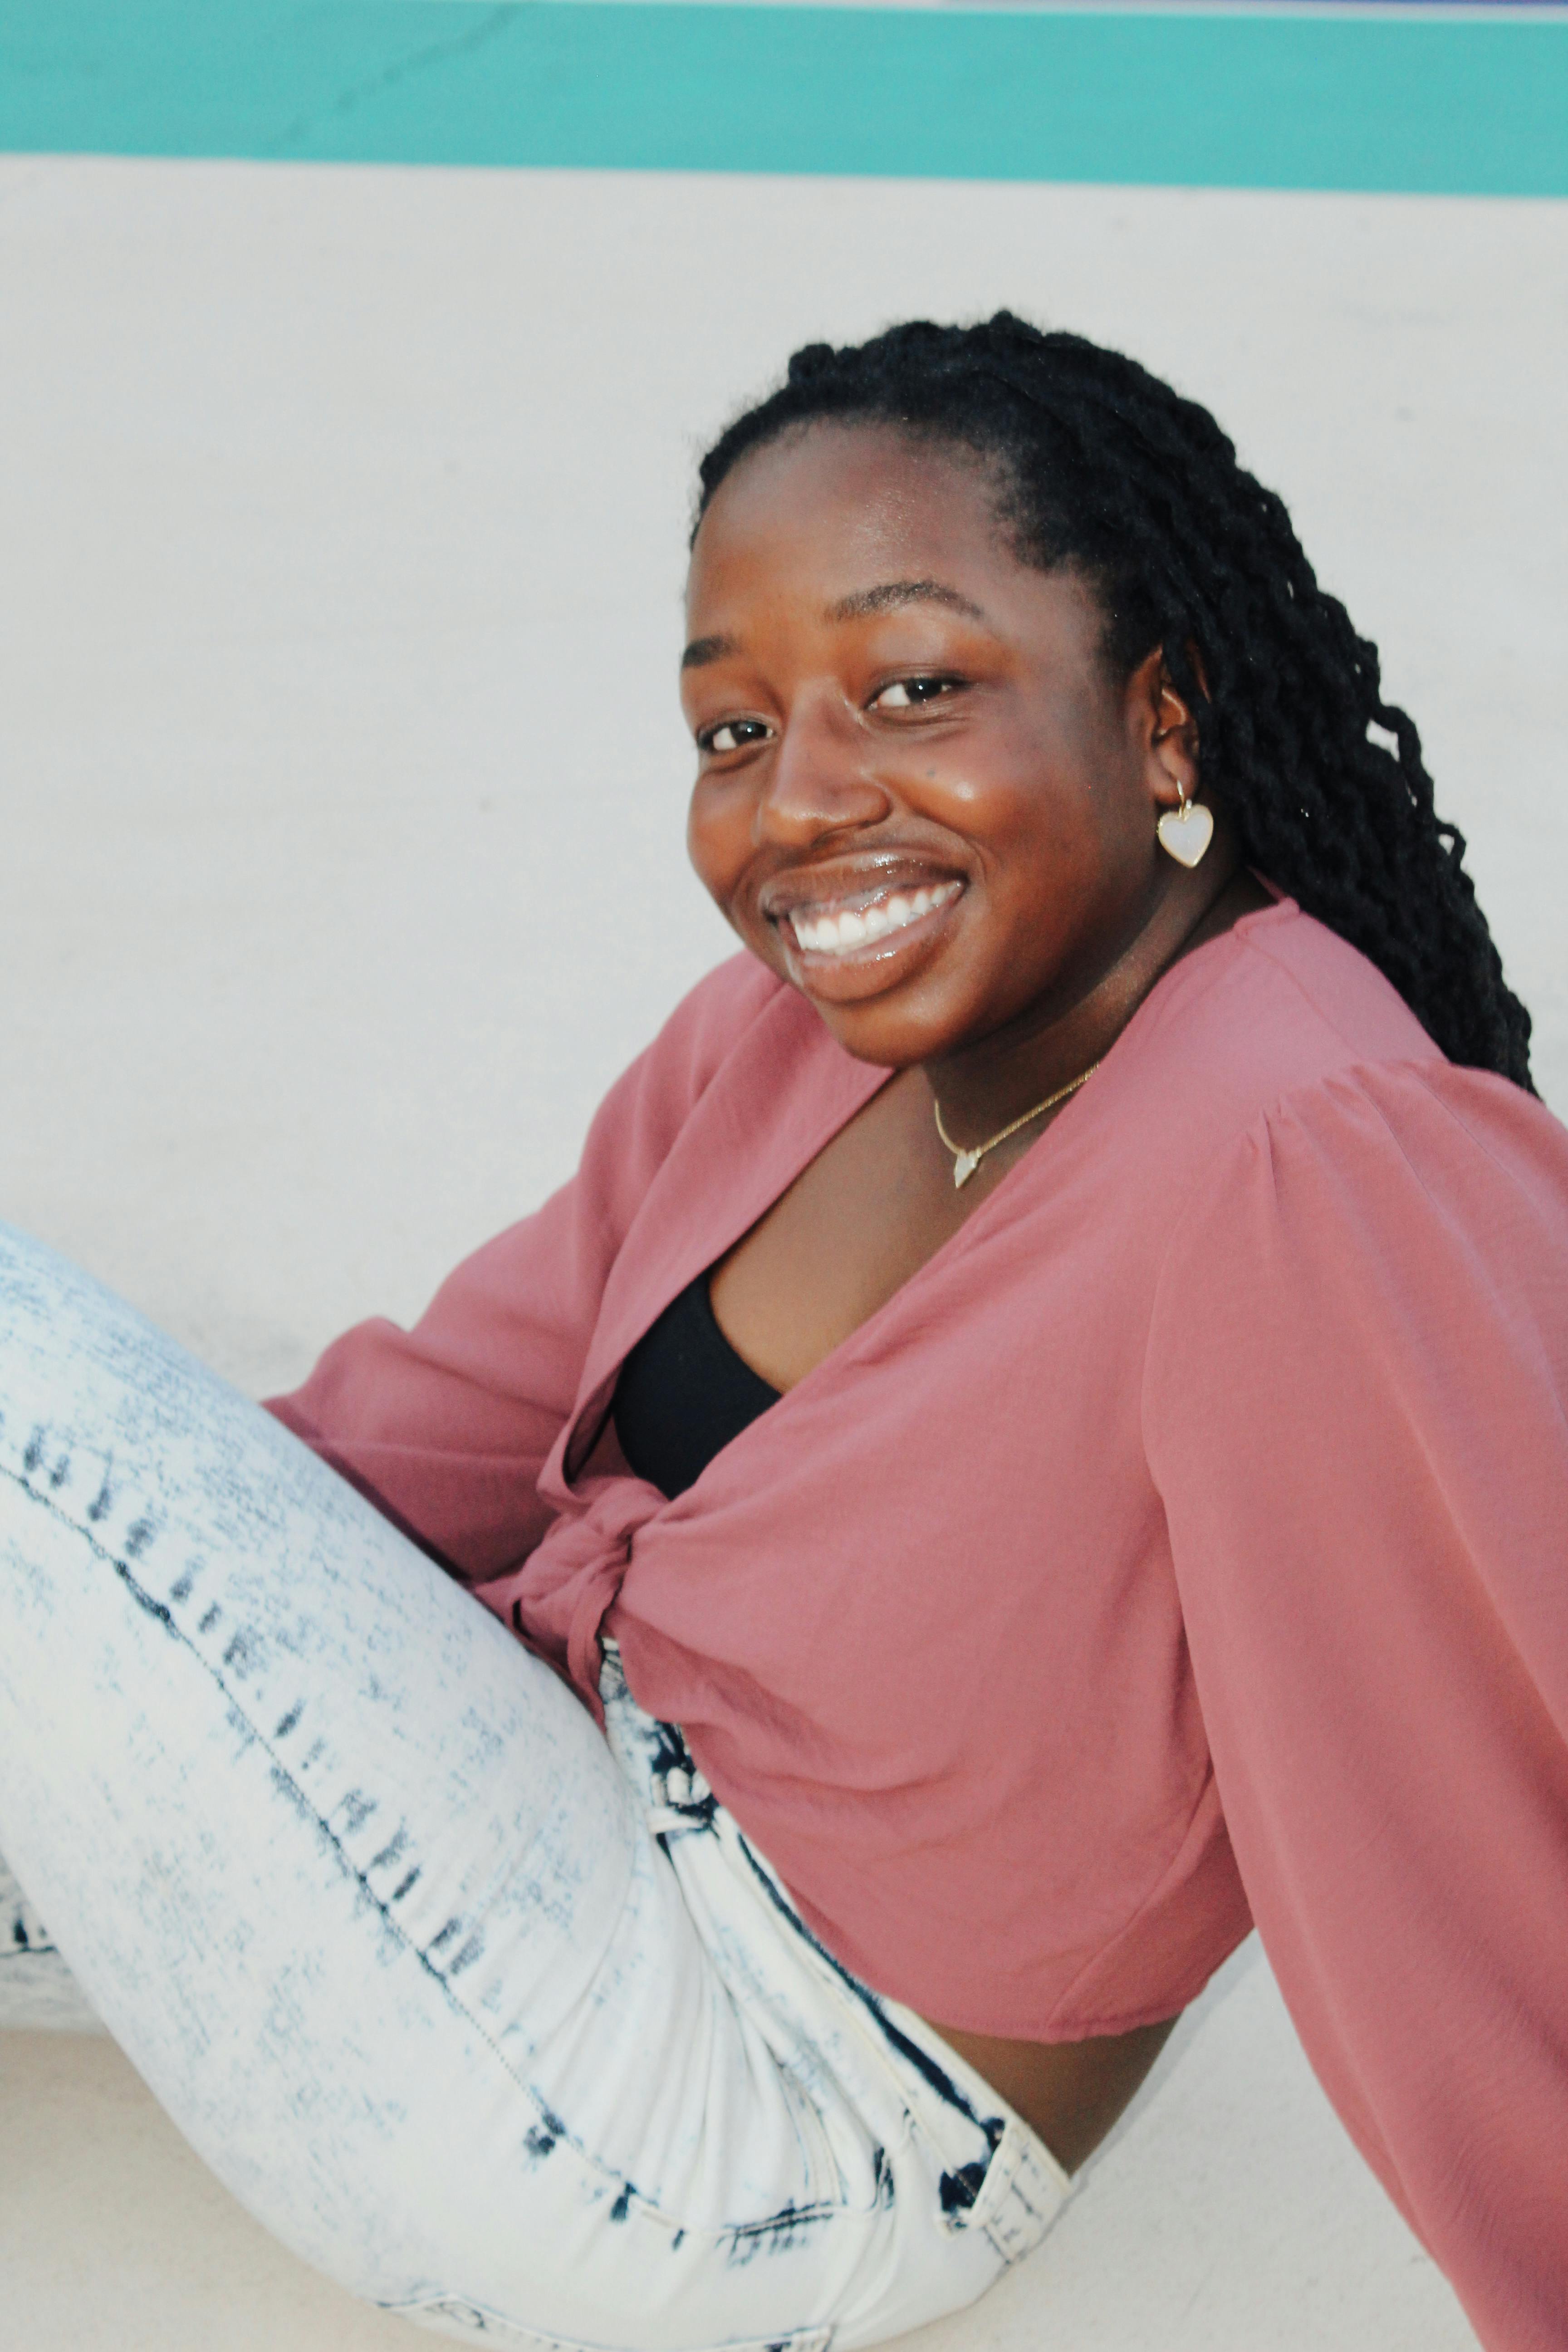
[566,901,1297,1478]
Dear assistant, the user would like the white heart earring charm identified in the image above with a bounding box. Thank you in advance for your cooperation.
[1156,782,1214,870]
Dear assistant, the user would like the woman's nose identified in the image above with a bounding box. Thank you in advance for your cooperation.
[756,688,892,844]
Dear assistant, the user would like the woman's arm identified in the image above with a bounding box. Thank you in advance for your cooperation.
[1143,1058,1568,2352]
[266,953,777,1582]
[265,1178,612,1579]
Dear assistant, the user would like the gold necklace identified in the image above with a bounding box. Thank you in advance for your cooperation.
[932,1061,1101,1189]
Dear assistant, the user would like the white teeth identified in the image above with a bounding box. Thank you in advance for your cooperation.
[788,880,960,957]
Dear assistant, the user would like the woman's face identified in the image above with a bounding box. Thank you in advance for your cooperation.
[683,422,1195,1070]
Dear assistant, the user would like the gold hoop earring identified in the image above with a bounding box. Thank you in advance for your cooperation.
[1156,780,1214,869]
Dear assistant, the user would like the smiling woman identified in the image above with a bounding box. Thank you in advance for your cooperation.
[3,317,1568,2352]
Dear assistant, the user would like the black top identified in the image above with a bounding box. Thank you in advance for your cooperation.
[612,1273,781,1499]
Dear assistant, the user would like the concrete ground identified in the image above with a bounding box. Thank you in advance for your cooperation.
[4,149,1564,2348]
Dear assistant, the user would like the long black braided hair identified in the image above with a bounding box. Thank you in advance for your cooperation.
[694,314,1532,1088]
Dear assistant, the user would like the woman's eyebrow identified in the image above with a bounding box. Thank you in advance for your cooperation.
[681,632,738,671]
[827,579,987,624]
[681,579,986,671]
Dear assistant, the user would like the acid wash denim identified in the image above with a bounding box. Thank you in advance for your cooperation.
[0,1224,1070,2351]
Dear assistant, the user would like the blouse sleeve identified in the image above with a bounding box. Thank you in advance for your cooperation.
[1142,1057,1568,2352]
[264,955,771,1583]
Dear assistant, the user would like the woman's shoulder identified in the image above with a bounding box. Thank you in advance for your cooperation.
[653,947,793,1062]
[1181,899,1560,1175]
[1137,907,1568,1331]
[1102,898,1568,1268]
[621,950,801,1115]
[1240,1050,1568,1283]
[1136,897,1441,1096]
[582,950,855,1200]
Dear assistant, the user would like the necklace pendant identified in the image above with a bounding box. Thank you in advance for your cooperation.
[952,1147,981,1189]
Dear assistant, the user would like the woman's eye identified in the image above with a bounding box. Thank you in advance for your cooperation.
[701,718,771,754]
[870,676,957,711]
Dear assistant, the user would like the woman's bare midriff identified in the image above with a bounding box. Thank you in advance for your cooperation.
[927,2014,1179,2173]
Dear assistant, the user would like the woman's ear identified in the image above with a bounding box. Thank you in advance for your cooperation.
[1127,646,1202,813]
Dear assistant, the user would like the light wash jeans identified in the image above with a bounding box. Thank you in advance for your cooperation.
[0,1225,1069,2350]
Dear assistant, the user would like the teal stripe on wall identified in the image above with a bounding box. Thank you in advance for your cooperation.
[2,2,1565,196]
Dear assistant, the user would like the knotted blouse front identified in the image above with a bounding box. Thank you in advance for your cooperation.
[270,900,1568,2352]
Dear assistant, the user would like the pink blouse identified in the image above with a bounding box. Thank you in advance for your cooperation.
[269,900,1568,2352]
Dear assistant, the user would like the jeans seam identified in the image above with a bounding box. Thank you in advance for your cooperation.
[732,1830,995,2138]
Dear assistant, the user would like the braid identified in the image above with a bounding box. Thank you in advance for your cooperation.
[695,315,1532,1088]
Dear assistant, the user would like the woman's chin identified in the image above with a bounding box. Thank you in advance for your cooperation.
[794,977,976,1072]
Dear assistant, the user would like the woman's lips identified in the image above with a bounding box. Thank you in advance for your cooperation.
[785,879,962,957]
[768,875,966,998]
